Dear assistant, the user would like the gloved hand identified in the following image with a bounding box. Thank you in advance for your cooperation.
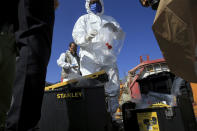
[103,23,118,32]
[85,30,98,41]
[70,64,78,69]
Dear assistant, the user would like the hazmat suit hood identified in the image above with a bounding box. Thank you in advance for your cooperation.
[85,0,104,16]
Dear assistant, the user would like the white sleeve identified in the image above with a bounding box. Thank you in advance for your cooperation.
[72,15,89,47]
[57,53,71,69]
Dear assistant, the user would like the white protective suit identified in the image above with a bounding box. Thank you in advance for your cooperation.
[72,0,125,119]
[57,50,80,82]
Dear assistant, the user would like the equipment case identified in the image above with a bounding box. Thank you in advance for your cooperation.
[137,72,175,94]
[39,71,109,131]
[122,96,197,131]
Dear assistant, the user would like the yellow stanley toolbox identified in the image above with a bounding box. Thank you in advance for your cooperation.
[45,70,108,91]
[39,71,109,131]
[122,96,197,131]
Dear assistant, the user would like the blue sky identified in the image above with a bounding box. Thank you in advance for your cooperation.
[46,0,163,83]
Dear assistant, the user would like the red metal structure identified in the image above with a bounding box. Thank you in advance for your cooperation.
[126,56,197,118]
[127,55,168,100]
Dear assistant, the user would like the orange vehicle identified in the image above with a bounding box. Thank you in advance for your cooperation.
[191,83,197,117]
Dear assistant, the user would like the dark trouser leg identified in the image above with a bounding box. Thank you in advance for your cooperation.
[5,0,54,130]
[5,46,47,131]
[0,25,15,130]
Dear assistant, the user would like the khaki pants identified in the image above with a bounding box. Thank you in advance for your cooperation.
[152,0,197,82]
[0,31,15,123]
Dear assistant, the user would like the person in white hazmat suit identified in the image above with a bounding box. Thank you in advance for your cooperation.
[57,42,81,82]
[72,0,125,120]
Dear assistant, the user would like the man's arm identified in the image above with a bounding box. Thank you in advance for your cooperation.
[139,0,150,7]
[72,16,91,47]
[139,0,160,10]
[54,0,59,10]
[57,53,71,69]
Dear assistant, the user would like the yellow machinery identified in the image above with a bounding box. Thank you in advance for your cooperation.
[191,83,197,118]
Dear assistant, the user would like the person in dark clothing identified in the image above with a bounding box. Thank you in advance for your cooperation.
[171,76,194,102]
[0,1,18,129]
[0,24,16,130]
[1,0,58,130]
